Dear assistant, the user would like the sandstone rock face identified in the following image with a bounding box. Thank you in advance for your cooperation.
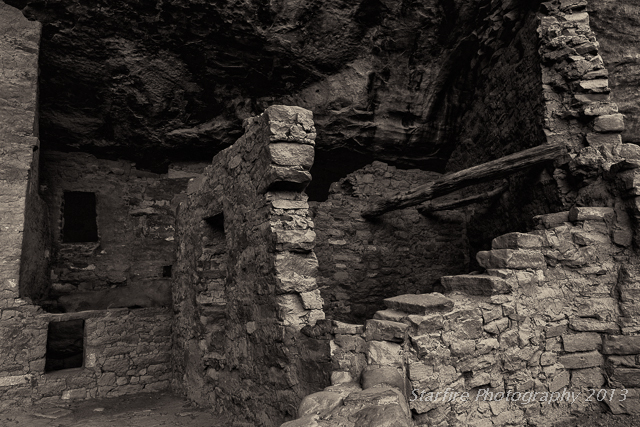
[2,0,546,173]
[589,1,640,145]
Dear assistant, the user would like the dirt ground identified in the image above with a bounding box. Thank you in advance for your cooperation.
[0,392,246,427]
[552,413,640,427]
[3,393,640,427]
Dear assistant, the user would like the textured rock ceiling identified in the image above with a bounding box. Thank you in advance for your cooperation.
[4,0,541,171]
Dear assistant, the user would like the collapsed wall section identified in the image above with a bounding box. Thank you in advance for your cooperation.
[173,105,331,426]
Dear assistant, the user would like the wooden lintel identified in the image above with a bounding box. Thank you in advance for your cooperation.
[417,182,509,214]
[362,143,566,218]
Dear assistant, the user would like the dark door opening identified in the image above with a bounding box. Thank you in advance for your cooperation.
[45,319,85,372]
[62,192,98,243]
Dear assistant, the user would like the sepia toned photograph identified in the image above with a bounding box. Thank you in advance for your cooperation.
[0,0,639,426]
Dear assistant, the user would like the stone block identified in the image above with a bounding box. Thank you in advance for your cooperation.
[331,321,364,335]
[351,403,412,427]
[560,11,589,24]
[267,143,314,169]
[481,305,503,323]
[261,165,311,193]
[545,322,568,338]
[366,341,403,366]
[484,318,509,335]
[533,211,570,229]
[476,338,499,355]
[361,366,406,393]
[364,319,408,343]
[373,309,408,323]
[583,102,617,117]
[262,105,316,144]
[446,316,483,341]
[383,293,453,315]
[576,79,609,94]
[407,362,434,383]
[406,314,444,334]
[570,318,619,334]
[271,199,309,210]
[491,232,545,250]
[0,375,28,387]
[298,391,344,418]
[441,275,511,296]
[274,229,316,252]
[450,339,476,357]
[571,230,610,246]
[331,371,352,385]
[275,272,317,294]
[457,354,496,373]
[540,352,557,366]
[558,351,603,369]
[344,386,409,414]
[568,206,614,222]
[61,389,87,400]
[549,370,570,393]
[593,114,625,133]
[574,93,610,104]
[300,290,323,310]
[586,133,622,150]
[476,249,546,270]
[582,69,609,80]
[610,368,640,388]
[563,333,601,352]
[467,372,492,388]
[275,252,318,277]
[620,144,640,161]
[605,388,640,415]
[571,367,604,388]
[603,336,640,355]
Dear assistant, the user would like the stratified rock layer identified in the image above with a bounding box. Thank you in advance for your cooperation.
[2,0,545,172]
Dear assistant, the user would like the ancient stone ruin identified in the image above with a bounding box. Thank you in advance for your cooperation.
[2,0,640,426]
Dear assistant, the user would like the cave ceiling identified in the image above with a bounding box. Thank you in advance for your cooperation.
[4,0,538,171]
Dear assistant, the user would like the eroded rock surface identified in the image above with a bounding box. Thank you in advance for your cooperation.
[589,1,640,145]
[3,0,544,171]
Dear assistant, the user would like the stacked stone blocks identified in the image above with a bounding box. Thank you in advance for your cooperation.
[173,105,329,425]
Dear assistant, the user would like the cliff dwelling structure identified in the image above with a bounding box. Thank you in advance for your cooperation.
[2,0,640,426]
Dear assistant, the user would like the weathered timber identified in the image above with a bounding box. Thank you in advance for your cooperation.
[417,182,508,214]
[362,143,566,218]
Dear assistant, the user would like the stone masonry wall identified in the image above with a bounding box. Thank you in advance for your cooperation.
[283,206,639,426]
[280,3,640,426]
[173,105,331,426]
[0,307,171,410]
[0,2,45,305]
[39,151,190,312]
[312,162,469,323]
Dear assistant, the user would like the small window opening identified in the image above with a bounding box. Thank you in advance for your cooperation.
[162,265,173,278]
[62,192,98,243]
[201,213,226,273]
[45,319,84,372]
[204,212,224,232]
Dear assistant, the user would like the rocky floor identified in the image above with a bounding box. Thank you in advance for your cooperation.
[0,392,242,427]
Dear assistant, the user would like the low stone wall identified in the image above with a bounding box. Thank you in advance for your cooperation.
[312,162,469,323]
[0,308,171,410]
